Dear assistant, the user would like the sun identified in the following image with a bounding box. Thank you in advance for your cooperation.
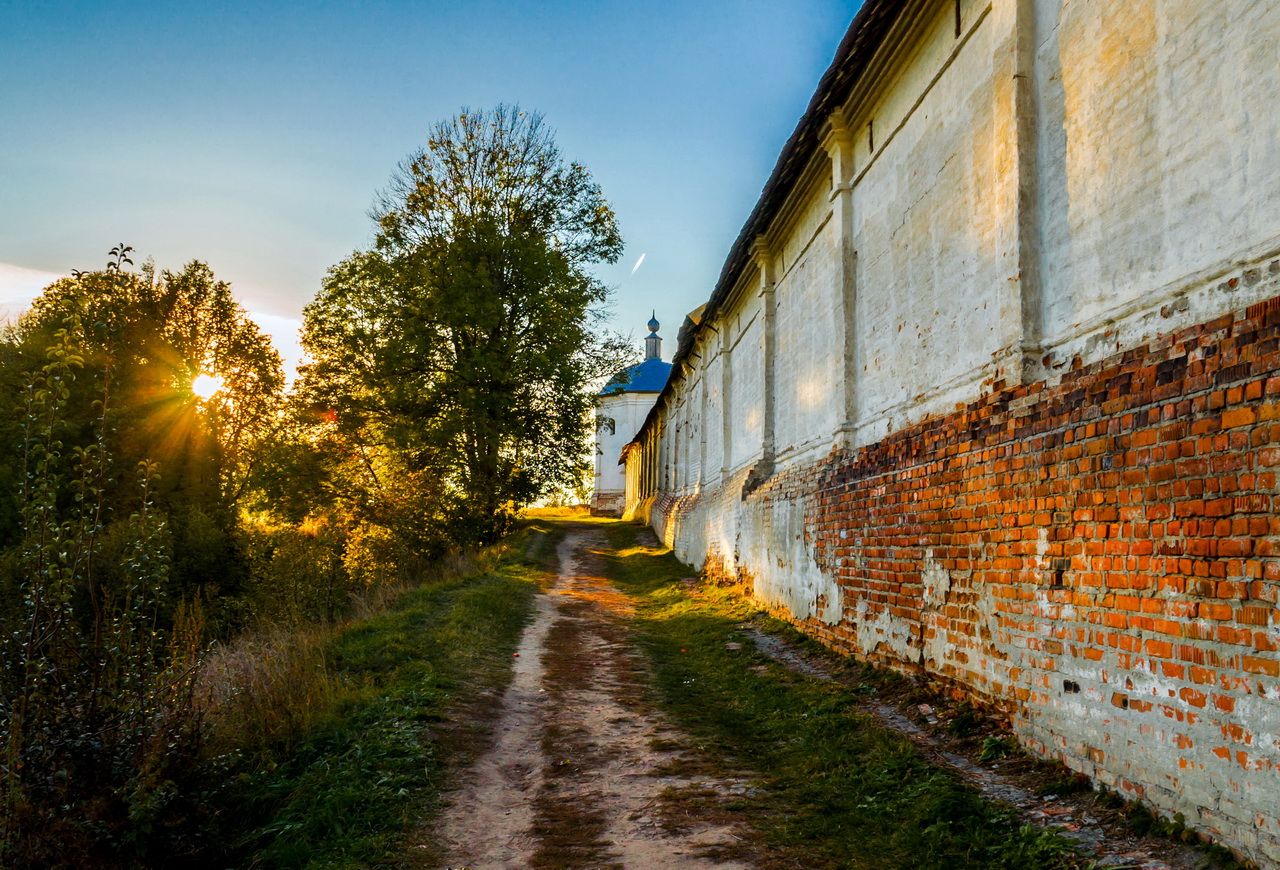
[191,373,225,400]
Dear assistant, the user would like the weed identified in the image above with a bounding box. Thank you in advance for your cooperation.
[946,704,984,737]
[1094,785,1125,809]
[978,735,1020,762]
[1033,761,1093,797]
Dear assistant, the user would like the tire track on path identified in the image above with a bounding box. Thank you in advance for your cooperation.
[436,528,755,870]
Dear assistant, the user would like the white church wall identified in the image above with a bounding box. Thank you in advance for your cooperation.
[1036,0,1280,371]
[726,291,766,474]
[701,348,724,479]
[773,187,844,462]
[594,393,653,495]
[851,0,1019,444]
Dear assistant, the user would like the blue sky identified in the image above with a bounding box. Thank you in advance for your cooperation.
[1,0,861,372]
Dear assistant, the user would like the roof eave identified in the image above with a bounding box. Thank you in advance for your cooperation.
[628,0,906,450]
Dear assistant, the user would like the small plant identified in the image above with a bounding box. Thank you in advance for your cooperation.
[1094,785,1125,809]
[1033,760,1092,796]
[979,734,1019,762]
[994,823,1088,869]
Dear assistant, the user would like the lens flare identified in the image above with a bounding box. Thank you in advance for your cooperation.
[191,373,224,400]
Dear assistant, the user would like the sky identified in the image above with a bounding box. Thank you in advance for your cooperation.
[1,0,862,376]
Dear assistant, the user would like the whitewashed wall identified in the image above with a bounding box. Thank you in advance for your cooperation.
[1036,0,1280,368]
[631,0,1280,862]
[594,391,659,508]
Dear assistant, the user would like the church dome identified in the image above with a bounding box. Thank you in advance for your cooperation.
[600,356,672,395]
[601,313,672,395]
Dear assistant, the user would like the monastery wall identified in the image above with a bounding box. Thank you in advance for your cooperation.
[631,0,1280,863]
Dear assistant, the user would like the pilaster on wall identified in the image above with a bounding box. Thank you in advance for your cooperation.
[698,358,709,487]
[820,111,859,441]
[1012,0,1045,383]
[720,317,733,479]
[751,236,778,463]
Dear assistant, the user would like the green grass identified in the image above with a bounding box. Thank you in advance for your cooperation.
[597,520,1091,870]
[220,522,558,869]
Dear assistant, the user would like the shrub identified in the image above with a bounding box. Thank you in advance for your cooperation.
[242,513,354,626]
[0,322,208,868]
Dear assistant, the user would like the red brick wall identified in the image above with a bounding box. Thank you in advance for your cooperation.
[650,291,1280,863]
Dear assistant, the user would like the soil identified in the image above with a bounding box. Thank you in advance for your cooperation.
[429,526,1237,870]
[432,528,759,870]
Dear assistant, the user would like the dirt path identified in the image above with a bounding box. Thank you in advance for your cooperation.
[435,529,754,869]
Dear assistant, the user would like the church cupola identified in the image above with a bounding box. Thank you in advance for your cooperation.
[645,311,662,361]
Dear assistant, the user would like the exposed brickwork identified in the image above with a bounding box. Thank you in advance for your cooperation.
[652,292,1280,864]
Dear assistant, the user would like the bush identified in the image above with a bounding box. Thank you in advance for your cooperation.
[0,323,209,868]
[242,514,354,626]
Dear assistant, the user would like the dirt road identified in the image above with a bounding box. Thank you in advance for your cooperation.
[435,529,754,869]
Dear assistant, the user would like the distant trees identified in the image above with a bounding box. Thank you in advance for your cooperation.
[303,105,630,545]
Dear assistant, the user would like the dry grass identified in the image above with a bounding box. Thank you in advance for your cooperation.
[523,505,592,518]
[198,543,507,766]
[197,625,342,760]
[349,546,502,620]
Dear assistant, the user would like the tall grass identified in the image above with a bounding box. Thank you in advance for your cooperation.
[199,627,340,761]
[191,525,552,869]
[198,541,506,765]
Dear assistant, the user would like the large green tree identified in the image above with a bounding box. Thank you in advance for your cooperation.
[303,105,630,544]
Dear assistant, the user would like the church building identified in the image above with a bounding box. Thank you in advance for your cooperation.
[592,315,670,516]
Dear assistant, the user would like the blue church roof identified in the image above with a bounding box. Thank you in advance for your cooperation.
[600,356,672,395]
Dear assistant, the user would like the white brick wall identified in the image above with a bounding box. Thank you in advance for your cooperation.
[628,1,1280,862]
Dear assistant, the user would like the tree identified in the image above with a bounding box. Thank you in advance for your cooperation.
[19,261,284,509]
[7,257,285,620]
[302,105,630,545]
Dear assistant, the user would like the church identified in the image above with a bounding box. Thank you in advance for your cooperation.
[591,314,670,516]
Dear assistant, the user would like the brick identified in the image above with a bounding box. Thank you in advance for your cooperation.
[1242,656,1279,677]
[644,287,1280,866]
[1222,407,1258,429]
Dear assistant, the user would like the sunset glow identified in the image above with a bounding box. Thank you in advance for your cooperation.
[191,373,224,400]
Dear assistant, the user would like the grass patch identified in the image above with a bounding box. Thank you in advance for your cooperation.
[209,523,557,869]
[596,520,1090,870]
